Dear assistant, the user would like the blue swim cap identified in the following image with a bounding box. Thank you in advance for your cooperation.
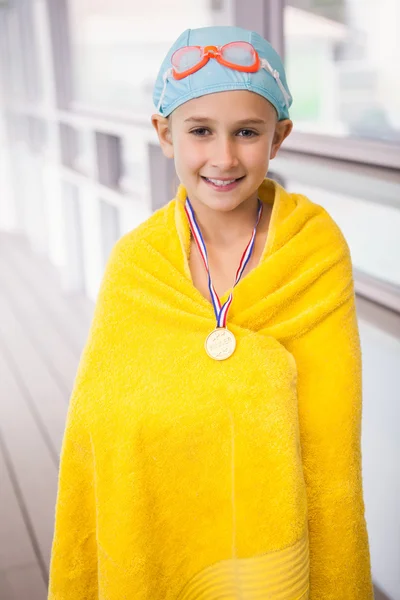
[153,26,292,121]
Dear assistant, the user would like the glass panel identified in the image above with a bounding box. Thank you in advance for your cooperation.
[100,199,121,268]
[62,181,86,291]
[120,135,149,194]
[75,129,94,175]
[148,142,177,211]
[95,132,122,188]
[284,1,400,144]
[67,0,233,114]
[18,1,43,105]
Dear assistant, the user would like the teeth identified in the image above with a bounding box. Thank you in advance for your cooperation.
[206,178,237,186]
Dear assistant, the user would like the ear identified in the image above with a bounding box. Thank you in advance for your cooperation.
[270,119,293,159]
[151,114,174,159]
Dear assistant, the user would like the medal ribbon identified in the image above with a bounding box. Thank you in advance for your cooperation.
[185,197,263,328]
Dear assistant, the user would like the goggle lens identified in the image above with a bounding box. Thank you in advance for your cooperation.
[221,42,256,67]
[171,46,203,73]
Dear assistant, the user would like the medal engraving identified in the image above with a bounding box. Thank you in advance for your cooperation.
[205,328,236,361]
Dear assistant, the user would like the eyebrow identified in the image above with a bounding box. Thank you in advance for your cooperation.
[184,117,267,125]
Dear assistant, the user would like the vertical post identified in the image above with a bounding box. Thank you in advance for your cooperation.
[0,8,17,231]
[233,0,285,57]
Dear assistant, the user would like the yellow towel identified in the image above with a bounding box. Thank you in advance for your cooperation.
[48,178,373,599]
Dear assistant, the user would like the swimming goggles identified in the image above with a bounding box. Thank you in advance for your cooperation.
[157,41,291,114]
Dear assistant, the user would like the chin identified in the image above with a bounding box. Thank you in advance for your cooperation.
[201,196,244,213]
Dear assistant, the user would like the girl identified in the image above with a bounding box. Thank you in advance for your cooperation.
[48,26,374,600]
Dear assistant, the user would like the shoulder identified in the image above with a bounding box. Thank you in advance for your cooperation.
[293,193,356,305]
[290,189,351,258]
[269,179,351,265]
[113,200,174,257]
[103,199,177,279]
[275,188,357,332]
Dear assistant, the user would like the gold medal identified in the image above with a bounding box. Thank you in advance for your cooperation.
[186,197,263,361]
[205,327,236,361]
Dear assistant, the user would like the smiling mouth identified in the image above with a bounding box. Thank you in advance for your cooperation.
[201,175,245,186]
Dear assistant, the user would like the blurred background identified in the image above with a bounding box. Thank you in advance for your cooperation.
[0,0,399,599]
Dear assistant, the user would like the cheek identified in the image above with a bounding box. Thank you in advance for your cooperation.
[241,139,271,169]
[174,137,207,173]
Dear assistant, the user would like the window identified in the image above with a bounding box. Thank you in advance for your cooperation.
[67,0,232,113]
[284,0,400,145]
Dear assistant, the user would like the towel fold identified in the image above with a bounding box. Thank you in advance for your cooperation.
[48,178,373,599]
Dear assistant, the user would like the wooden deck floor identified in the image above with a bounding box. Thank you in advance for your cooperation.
[0,232,93,600]
[0,232,394,600]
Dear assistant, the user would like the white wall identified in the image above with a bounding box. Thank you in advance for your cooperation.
[360,319,400,600]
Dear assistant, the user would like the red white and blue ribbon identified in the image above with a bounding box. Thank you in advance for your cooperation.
[185,197,263,328]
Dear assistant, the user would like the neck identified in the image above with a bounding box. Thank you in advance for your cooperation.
[188,193,261,248]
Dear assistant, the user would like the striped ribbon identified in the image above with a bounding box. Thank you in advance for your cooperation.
[185,197,263,328]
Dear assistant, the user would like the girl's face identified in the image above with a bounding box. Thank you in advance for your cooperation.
[152,90,292,213]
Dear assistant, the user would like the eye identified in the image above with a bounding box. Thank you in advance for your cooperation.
[190,127,211,136]
[237,129,258,138]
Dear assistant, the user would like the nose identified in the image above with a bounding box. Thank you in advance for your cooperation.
[210,135,239,171]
